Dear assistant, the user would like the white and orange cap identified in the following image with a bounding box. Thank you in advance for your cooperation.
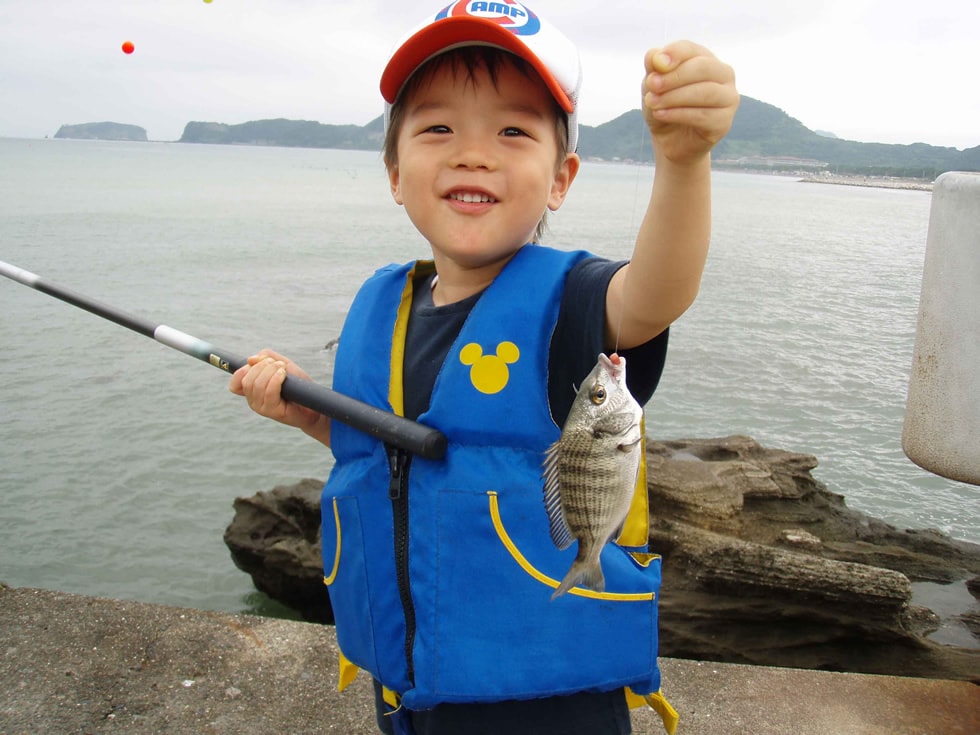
[381,1,582,151]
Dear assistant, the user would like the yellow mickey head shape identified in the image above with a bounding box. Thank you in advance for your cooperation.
[459,341,520,395]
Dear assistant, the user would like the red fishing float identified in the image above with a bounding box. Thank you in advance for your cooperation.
[121,40,135,55]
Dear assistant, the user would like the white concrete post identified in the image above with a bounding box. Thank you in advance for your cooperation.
[903,172,980,485]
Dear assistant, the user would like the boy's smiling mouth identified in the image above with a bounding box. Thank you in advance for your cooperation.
[448,191,497,204]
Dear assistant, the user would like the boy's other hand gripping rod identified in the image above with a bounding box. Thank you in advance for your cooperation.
[0,260,447,460]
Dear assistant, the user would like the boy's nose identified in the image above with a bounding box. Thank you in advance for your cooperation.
[450,136,494,170]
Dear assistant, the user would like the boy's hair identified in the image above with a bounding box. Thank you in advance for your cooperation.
[383,46,570,243]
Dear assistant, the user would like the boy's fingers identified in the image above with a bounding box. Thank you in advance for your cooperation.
[228,363,250,395]
[645,58,732,99]
[247,349,284,366]
[646,79,737,114]
[645,48,673,75]
[241,359,287,412]
[644,43,734,96]
[646,103,731,139]
[644,41,698,78]
[645,40,714,72]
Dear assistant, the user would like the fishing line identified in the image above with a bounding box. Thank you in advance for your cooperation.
[614,7,672,356]
[0,260,447,460]
[613,91,656,356]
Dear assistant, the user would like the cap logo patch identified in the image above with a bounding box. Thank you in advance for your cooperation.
[436,1,542,36]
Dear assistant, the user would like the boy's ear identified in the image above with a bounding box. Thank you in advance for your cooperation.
[388,164,403,205]
[548,153,580,211]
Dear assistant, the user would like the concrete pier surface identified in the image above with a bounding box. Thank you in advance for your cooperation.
[1,586,977,735]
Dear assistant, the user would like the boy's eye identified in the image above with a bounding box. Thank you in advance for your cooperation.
[424,125,451,134]
[501,127,527,137]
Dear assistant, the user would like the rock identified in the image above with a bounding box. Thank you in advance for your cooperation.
[646,437,980,584]
[647,437,980,682]
[224,436,980,681]
[779,528,823,550]
[223,478,333,623]
[967,576,980,600]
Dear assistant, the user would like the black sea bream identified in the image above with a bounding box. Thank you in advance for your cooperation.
[543,353,643,599]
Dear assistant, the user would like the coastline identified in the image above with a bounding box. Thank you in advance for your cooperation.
[5,138,945,194]
[800,174,934,192]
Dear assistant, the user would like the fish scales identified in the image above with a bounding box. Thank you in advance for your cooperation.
[542,353,643,600]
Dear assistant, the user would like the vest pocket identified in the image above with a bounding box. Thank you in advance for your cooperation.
[487,491,657,601]
[321,495,380,673]
[420,488,662,704]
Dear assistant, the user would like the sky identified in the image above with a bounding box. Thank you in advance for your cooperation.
[1,0,977,150]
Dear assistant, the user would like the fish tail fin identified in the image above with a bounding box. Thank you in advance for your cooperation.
[551,558,605,600]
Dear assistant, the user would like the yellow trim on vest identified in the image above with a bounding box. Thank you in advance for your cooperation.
[629,551,659,567]
[617,419,649,547]
[488,492,655,601]
[337,650,360,692]
[323,498,342,585]
[388,270,412,418]
[389,260,435,418]
[381,686,400,709]
[625,687,679,735]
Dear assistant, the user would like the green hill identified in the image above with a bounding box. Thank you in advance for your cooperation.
[581,98,977,178]
[171,96,978,178]
[179,117,384,150]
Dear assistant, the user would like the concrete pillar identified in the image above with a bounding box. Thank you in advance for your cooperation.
[903,172,980,485]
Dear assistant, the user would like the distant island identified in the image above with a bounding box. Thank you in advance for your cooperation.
[54,122,147,142]
[179,119,383,151]
[56,97,980,179]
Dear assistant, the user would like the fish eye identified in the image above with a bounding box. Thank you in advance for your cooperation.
[590,385,606,405]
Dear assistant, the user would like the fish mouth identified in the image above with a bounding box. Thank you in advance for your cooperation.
[599,352,626,372]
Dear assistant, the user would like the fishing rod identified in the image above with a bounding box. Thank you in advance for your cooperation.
[0,260,447,460]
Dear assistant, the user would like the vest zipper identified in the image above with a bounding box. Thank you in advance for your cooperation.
[386,444,416,684]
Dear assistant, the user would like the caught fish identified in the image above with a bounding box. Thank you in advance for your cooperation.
[543,353,643,600]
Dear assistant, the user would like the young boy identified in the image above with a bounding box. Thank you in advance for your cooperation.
[231,3,737,733]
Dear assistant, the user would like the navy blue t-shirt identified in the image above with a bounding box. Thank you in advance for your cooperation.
[403,256,668,423]
[376,255,669,735]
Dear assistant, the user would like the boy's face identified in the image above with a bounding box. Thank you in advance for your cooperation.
[387,56,579,273]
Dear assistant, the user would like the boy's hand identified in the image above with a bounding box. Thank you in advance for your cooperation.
[229,349,329,441]
[642,41,739,164]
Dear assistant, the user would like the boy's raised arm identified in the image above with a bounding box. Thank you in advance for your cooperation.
[606,40,739,350]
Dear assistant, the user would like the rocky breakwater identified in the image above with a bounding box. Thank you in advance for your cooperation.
[224,435,980,682]
[799,175,934,191]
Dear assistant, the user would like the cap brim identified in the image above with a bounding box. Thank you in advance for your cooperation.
[380,17,574,114]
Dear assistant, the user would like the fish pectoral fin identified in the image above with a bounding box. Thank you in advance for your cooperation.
[542,441,574,550]
[616,421,643,452]
[617,436,642,453]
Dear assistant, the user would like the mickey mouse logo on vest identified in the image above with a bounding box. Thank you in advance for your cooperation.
[460,341,520,394]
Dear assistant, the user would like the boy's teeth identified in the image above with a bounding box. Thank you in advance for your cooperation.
[451,192,495,203]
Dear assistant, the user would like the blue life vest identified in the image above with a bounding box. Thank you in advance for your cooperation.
[322,244,674,728]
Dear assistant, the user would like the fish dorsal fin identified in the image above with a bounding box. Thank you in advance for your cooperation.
[542,440,574,550]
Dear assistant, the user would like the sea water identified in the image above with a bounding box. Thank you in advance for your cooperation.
[0,138,975,615]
